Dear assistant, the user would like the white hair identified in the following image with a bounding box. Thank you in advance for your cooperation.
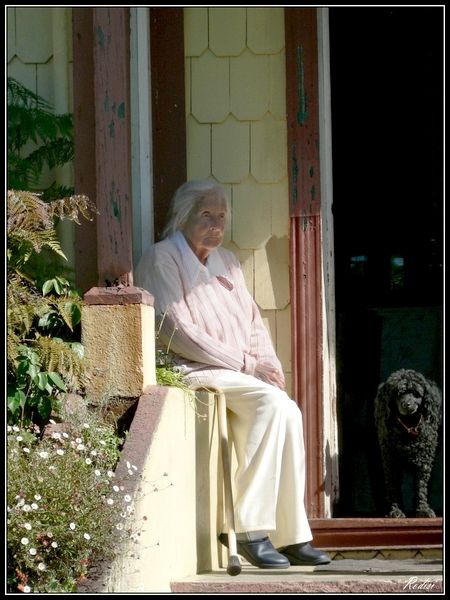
[161,179,230,239]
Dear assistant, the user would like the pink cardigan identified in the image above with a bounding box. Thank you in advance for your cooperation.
[135,233,283,380]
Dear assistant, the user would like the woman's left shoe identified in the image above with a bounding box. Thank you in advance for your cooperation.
[278,542,331,565]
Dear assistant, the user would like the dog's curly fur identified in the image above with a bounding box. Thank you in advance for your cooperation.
[374,368,442,518]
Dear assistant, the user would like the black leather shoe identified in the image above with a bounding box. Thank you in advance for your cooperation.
[219,533,290,569]
[279,542,331,566]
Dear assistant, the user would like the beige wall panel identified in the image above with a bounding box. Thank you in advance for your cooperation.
[254,237,290,310]
[184,7,208,57]
[247,8,284,55]
[211,117,249,183]
[185,58,191,116]
[7,8,16,62]
[191,50,229,123]
[276,305,292,374]
[251,115,287,183]
[260,308,277,349]
[37,61,54,105]
[224,241,255,297]
[66,8,73,62]
[230,50,269,121]
[16,7,53,63]
[269,51,287,119]
[186,115,211,180]
[271,178,289,238]
[7,57,37,92]
[232,178,272,249]
[209,7,246,57]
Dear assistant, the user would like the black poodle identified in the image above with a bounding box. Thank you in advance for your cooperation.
[374,368,442,518]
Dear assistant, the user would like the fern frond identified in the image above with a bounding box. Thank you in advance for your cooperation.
[36,336,86,392]
[49,194,98,224]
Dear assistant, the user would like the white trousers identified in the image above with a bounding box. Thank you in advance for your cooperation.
[186,369,313,549]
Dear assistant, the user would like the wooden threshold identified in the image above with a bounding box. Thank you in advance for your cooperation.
[310,517,443,550]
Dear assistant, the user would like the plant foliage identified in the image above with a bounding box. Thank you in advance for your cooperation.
[7,405,137,593]
[7,76,74,201]
[7,190,98,426]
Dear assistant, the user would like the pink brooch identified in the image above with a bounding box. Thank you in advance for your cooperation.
[216,276,234,291]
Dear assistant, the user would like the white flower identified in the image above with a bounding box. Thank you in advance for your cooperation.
[123,494,132,503]
[21,537,29,545]
[106,498,114,505]
[83,423,90,429]
[16,435,23,442]
[112,485,120,492]
[90,450,98,456]
[99,440,106,446]
[23,447,30,453]
[29,548,37,555]
[38,451,49,459]
[116,523,124,531]
[13,425,20,432]
[75,437,82,444]
[37,562,46,571]
[34,494,41,501]
[126,505,134,513]
[69,522,76,530]
[94,469,101,477]
[51,432,61,440]
[56,449,64,456]
[132,465,138,471]
[48,465,56,471]
[23,586,31,593]
[49,419,56,424]
[51,541,58,548]
[107,470,115,478]
[83,533,91,540]
[128,469,134,476]
[31,503,38,510]
[85,458,92,465]
[62,432,69,438]
[126,461,131,469]
[16,498,25,507]
[22,505,31,512]
[24,523,32,530]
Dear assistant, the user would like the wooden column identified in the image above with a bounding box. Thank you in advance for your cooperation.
[72,9,98,294]
[150,8,187,241]
[92,7,133,286]
[285,8,324,518]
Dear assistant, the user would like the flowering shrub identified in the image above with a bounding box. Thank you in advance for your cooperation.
[7,407,137,593]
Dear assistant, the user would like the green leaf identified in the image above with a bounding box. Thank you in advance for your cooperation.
[47,371,67,391]
[42,279,54,295]
[35,371,48,390]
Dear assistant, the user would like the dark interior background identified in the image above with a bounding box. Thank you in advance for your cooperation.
[328,6,443,517]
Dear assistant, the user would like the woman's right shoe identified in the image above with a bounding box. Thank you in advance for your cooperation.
[219,533,290,569]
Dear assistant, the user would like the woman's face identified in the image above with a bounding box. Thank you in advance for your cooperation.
[182,193,227,264]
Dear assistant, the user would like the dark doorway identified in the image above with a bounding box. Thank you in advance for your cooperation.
[329,7,443,517]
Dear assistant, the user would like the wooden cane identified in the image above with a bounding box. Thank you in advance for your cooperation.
[215,389,241,576]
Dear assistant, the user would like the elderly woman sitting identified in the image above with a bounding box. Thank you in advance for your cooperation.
[135,179,330,569]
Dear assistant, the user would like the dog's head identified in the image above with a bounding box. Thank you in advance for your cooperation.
[375,368,442,426]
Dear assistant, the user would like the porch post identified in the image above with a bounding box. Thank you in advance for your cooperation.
[74,8,156,400]
[285,7,325,518]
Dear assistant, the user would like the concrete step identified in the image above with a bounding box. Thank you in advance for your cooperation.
[171,557,443,594]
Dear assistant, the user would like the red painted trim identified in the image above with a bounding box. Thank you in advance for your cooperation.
[311,517,443,550]
[286,8,324,518]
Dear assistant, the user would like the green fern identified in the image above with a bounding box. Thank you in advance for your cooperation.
[7,77,74,201]
[7,190,96,425]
